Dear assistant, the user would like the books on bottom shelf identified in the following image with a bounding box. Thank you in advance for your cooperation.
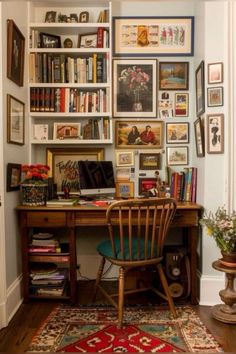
[30,266,68,296]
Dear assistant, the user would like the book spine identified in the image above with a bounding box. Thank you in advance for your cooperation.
[97,27,104,48]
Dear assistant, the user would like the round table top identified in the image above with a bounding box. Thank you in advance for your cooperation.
[212,260,236,274]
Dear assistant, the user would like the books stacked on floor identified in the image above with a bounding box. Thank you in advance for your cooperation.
[29,233,61,253]
[167,167,197,202]
[29,263,67,296]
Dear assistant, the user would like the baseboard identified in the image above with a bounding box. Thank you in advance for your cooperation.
[6,275,23,326]
[199,273,225,306]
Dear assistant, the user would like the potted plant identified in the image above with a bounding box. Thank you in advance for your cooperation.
[200,207,236,265]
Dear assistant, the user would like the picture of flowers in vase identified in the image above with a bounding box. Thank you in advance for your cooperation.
[113,59,157,118]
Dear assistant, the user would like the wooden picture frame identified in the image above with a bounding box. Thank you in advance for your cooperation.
[166,146,189,166]
[45,11,57,23]
[115,151,134,167]
[194,117,205,157]
[159,62,189,90]
[207,87,223,107]
[166,122,189,144]
[175,93,189,116]
[208,62,223,84]
[113,59,157,118]
[113,16,194,56]
[207,114,224,154]
[40,32,61,48]
[7,94,25,145]
[79,11,89,23]
[46,147,104,193]
[7,19,25,87]
[116,181,134,198]
[195,60,205,116]
[53,123,81,140]
[115,120,163,149]
[78,33,97,48]
[6,163,21,192]
[139,177,157,196]
[139,153,161,170]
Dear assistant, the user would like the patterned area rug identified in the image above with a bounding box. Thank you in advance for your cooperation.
[28,305,223,352]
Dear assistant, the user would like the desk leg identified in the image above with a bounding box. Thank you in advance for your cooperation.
[185,226,198,305]
[68,226,77,304]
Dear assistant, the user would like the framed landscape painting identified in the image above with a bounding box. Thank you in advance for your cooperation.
[159,62,189,90]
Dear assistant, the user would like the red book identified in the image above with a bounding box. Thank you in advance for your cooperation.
[60,87,65,112]
[97,27,104,48]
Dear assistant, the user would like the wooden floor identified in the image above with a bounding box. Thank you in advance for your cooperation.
[0,280,236,352]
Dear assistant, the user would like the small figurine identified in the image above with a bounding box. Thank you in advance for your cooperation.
[64,38,73,48]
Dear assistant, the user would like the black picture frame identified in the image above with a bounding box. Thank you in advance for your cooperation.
[195,60,205,116]
[139,153,161,170]
[7,163,21,192]
[40,32,61,48]
[7,19,25,87]
[194,117,205,157]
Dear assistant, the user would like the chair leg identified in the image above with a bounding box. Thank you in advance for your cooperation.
[93,257,105,301]
[157,264,177,318]
[117,266,125,328]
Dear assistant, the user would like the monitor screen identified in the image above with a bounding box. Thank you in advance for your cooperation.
[78,161,116,196]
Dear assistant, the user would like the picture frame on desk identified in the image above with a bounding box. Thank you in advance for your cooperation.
[7,94,25,145]
[195,60,205,116]
[78,32,97,48]
[138,177,157,196]
[116,181,134,198]
[159,62,189,90]
[7,19,25,87]
[113,59,157,118]
[207,114,224,154]
[46,147,104,193]
[166,146,189,166]
[139,153,161,170]
[166,122,189,144]
[53,123,81,140]
[40,32,61,48]
[6,163,21,192]
[194,117,205,157]
[113,16,194,56]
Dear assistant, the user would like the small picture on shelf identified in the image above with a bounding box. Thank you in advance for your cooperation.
[45,11,57,23]
[40,33,61,48]
[32,124,48,141]
[70,13,79,23]
[78,33,97,48]
[79,11,89,23]
[53,123,81,140]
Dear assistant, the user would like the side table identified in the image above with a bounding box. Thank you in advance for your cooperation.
[212,260,236,324]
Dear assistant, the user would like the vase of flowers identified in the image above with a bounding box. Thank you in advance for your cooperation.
[118,65,150,112]
[200,207,236,265]
[20,164,50,206]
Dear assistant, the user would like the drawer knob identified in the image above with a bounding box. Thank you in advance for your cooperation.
[44,217,48,222]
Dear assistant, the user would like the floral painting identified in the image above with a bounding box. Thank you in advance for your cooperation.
[113,59,157,118]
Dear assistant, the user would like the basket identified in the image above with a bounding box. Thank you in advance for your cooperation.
[21,184,48,206]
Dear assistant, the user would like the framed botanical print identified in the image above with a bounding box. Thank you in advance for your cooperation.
[166,122,189,144]
[207,114,224,154]
[113,59,157,118]
[195,60,205,116]
[159,62,189,90]
[194,117,205,157]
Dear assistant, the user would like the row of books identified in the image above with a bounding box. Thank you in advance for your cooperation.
[168,167,197,202]
[97,9,109,23]
[29,53,108,84]
[30,87,109,113]
[29,233,60,253]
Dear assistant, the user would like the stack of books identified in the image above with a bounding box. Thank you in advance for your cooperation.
[29,233,60,253]
[167,167,197,202]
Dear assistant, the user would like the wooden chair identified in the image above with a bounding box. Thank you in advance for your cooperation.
[93,197,177,327]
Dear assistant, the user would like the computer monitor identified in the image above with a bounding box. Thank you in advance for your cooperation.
[78,160,116,197]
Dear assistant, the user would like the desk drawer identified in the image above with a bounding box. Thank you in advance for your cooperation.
[172,210,199,227]
[75,210,106,226]
[26,211,67,227]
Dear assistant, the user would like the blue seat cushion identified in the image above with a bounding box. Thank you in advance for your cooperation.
[97,236,156,261]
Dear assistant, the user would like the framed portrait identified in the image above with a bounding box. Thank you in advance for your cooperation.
[207,87,223,107]
[207,114,224,154]
[115,151,134,167]
[175,93,189,117]
[46,147,104,193]
[6,163,21,192]
[166,146,189,166]
[7,94,25,145]
[139,178,157,196]
[113,59,157,118]
[159,62,189,90]
[79,11,89,23]
[113,16,194,56]
[40,32,61,48]
[116,181,134,198]
[7,19,25,87]
[53,123,81,140]
[45,11,57,23]
[78,33,97,48]
[195,60,205,116]
[166,122,189,144]
[115,120,163,149]
[194,117,205,157]
[139,153,161,170]
[208,62,223,84]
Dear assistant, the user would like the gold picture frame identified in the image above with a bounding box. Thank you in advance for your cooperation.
[116,181,134,198]
[46,147,104,193]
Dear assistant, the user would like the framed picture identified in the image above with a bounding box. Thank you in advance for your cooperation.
[113,16,194,56]
[159,108,173,119]
[195,60,205,116]
[78,33,97,48]
[46,147,104,193]
[45,11,57,23]
[6,163,21,192]
[139,178,157,196]
[115,120,164,149]
[115,151,134,167]
[207,87,223,107]
[166,122,189,144]
[32,124,48,141]
[40,32,61,48]
[194,117,205,157]
[208,62,223,84]
[79,11,89,23]
[116,181,134,198]
[7,94,25,145]
[53,123,81,140]
[207,114,224,154]
[7,19,25,87]
[159,62,189,90]
[166,146,189,166]
[175,93,189,116]
[113,59,157,118]
[139,153,161,170]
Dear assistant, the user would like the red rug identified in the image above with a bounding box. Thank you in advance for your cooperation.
[28,305,223,352]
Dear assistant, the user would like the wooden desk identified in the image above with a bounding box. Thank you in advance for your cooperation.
[16,202,202,304]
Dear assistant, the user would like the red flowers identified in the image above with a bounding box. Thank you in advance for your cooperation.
[21,164,50,184]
